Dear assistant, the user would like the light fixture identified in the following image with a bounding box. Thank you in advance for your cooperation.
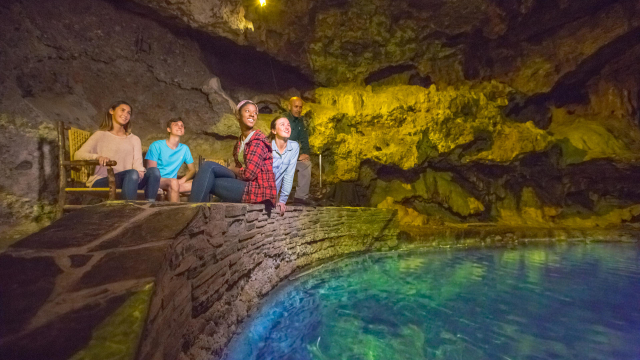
[260,0,266,6]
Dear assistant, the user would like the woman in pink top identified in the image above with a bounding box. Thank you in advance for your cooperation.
[75,100,160,201]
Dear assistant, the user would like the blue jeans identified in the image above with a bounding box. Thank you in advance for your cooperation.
[92,168,161,201]
[189,161,247,203]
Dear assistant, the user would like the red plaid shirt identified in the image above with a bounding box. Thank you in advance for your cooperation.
[233,130,277,205]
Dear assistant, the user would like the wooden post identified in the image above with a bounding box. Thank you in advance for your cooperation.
[57,121,67,218]
[319,154,322,188]
[107,167,116,200]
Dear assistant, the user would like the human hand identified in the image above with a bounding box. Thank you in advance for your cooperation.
[298,154,310,162]
[228,165,241,177]
[138,170,145,181]
[276,202,286,216]
[97,156,111,166]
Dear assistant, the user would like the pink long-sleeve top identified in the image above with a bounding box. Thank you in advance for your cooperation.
[74,131,145,187]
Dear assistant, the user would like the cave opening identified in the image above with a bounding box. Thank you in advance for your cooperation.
[193,34,316,95]
[104,0,316,96]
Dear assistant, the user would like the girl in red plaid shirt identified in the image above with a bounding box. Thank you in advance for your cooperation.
[189,100,277,206]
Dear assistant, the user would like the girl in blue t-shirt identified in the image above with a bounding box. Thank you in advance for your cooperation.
[145,118,195,202]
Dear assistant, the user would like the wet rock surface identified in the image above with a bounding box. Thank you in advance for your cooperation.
[0,202,184,360]
[15,204,144,249]
[1,293,130,360]
[0,255,62,338]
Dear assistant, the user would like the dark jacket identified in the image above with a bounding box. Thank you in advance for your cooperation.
[283,111,311,156]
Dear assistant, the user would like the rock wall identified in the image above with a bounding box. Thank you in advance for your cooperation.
[303,83,640,228]
[3,0,640,241]
[0,0,233,242]
[131,0,640,91]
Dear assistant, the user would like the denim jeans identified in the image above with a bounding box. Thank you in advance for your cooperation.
[92,167,161,201]
[189,161,247,203]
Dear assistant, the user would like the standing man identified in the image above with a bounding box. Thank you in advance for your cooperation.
[284,97,313,206]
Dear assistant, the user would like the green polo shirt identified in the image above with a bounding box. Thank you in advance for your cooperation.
[283,111,311,156]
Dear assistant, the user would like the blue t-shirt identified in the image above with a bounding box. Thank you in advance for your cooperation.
[145,140,194,179]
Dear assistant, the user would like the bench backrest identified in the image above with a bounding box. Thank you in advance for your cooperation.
[68,127,92,183]
[198,156,230,168]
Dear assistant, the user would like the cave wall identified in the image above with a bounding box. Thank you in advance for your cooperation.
[0,0,241,242]
[122,0,640,229]
[2,0,640,238]
[303,82,640,227]
[131,0,640,90]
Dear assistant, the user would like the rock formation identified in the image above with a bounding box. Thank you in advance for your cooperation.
[1,0,640,240]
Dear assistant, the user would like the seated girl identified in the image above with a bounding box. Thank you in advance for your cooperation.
[189,100,276,206]
[75,100,161,201]
[270,117,299,215]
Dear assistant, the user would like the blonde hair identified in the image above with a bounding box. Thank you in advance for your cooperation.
[99,100,133,135]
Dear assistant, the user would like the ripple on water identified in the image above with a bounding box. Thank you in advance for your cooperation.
[222,244,640,360]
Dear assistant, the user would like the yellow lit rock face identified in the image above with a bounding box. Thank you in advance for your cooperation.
[376,197,429,226]
[494,187,560,227]
[307,0,504,85]
[306,83,551,182]
[549,108,640,165]
[309,6,419,86]
[502,3,633,95]
[558,205,640,228]
[494,187,640,228]
[466,121,553,163]
[370,170,485,217]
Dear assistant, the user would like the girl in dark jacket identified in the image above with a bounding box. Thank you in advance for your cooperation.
[189,100,277,205]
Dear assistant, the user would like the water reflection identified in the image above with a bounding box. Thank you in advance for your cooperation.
[223,244,640,360]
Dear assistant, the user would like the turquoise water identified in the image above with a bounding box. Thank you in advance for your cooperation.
[222,244,640,360]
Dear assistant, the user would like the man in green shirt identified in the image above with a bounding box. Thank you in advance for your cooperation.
[284,97,313,205]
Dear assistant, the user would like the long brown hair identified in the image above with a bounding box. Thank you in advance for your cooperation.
[99,100,133,134]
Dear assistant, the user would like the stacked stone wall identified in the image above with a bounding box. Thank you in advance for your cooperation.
[139,204,399,360]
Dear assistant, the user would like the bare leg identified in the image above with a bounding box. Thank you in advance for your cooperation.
[159,178,181,202]
[179,180,192,194]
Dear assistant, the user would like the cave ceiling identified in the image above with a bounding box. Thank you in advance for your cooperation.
[130,0,640,94]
